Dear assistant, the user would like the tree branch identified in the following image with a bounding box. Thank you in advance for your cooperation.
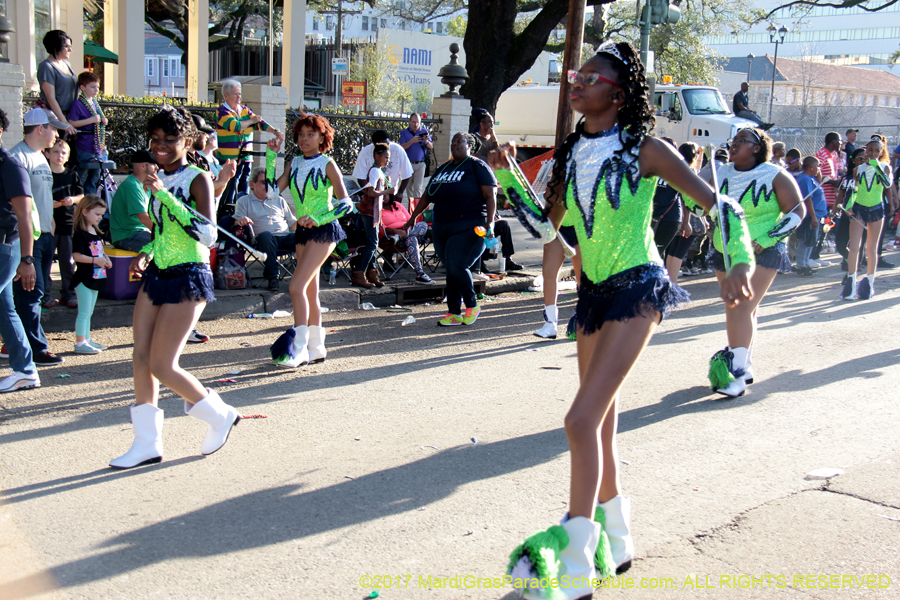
[766,0,900,18]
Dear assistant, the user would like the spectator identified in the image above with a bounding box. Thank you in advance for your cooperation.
[46,137,82,308]
[814,132,843,210]
[404,132,497,327]
[844,128,859,164]
[36,30,78,136]
[0,108,41,392]
[379,196,434,283]
[352,129,413,203]
[785,148,802,176]
[794,157,825,276]
[732,83,773,130]
[69,194,110,354]
[188,114,235,201]
[233,166,297,291]
[215,79,283,199]
[9,109,63,364]
[471,108,499,161]
[110,149,156,252]
[398,113,433,203]
[651,137,684,260]
[771,142,787,168]
[353,142,393,288]
[67,71,107,195]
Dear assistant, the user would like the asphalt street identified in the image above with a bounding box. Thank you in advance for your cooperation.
[0,250,898,599]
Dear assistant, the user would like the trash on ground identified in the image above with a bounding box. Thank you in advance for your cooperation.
[248,313,274,319]
[345,476,354,480]
[527,348,540,352]
[360,302,375,310]
[471,437,479,445]
[877,514,900,522]
[805,468,844,480]
[226,369,242,375]
[320,307,329,314]
[217,379,238,384]
[464,530,474,536]
[354,436,361,441]
[240,414,268,419]
[57,374,71,378]
[420,445,439,450]
[369,592,380,599]
[272,310,291,318]
[401,316,416,326]
[540,366,562,370]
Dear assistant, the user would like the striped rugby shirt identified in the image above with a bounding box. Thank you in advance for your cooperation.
[215,102,271,163]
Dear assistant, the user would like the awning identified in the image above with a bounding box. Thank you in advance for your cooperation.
[84,40,118,64]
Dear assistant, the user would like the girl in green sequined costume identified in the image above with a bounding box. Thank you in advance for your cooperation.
[704,127,805,398]
[266,112,352,368]
[111,107,240,470]
[843,138,893,300]
[491,42,754,600]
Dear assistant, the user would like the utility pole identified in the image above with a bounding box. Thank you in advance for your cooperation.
[319,1,362,105]
[554,0,586,149]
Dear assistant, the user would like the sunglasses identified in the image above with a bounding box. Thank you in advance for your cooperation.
[567,70,620,88]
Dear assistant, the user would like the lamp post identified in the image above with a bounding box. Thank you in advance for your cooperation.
[0,15,15,64]
[746,53,754,84]
[767,25,788,123]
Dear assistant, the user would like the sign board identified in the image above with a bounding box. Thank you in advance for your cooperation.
[342,98,365,106]
[331,57,348,75]
[342,81,366,97]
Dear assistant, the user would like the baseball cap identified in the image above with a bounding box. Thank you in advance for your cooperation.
[846,128,859,134]
[131,149,157,165]
[191,114,215,134]
[23,107,68,130]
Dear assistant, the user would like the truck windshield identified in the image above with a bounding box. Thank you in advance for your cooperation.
[682,89,729,115]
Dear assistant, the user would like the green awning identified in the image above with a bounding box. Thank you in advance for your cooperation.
[83,40,118,64]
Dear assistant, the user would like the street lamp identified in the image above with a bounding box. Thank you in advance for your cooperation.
[767,25,788,122]
[746,53,754,84]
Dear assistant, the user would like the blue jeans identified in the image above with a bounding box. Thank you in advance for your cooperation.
[355,214,379,272]
[255,231,296,279]
[0,241,36,373]
[795,217,819,268]
[76,149,102,196]
[112,230,152,253]
[432,218,486,315]
[735,110,766,126]
[12,233,51,354]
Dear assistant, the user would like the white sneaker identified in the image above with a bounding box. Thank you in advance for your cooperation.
[0,370,40,393]
[471,271,490,281]
[534,321,558,339]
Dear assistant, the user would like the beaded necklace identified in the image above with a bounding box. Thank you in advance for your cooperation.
[427,156,470,197]
[77,91,106,154]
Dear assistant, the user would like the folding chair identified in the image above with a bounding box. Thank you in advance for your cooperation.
[245,245,296,288]
[377,224,417,280]
[327,246,360,282]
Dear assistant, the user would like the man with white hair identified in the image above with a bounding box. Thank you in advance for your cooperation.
[215,79,284,201]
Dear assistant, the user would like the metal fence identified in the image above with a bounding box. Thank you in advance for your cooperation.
[767,104,900,155]
[23,96,442,176]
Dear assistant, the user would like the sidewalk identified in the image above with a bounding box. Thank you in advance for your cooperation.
[38,213,555,332]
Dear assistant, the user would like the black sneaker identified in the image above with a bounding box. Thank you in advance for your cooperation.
[267,278,280,291]
[416,273,435,284]
[34,351,64,364]
[504,258,524,271]
[876,258,895,269]
[798,266,814,277]
[840,259,848,272]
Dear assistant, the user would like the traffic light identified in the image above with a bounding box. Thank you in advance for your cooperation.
[649,0,681,25]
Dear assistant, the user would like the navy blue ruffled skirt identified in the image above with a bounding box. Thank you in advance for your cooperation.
[141,262,216,306]
[709,242,790,273]
[573,263,690,336]
[851,202,885,224]
[559,225,578,249]
[295,221,347,246]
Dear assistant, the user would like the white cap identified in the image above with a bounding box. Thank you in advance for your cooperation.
[23,107,67,129]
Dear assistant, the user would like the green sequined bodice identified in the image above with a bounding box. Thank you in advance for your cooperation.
[289,154,335,219]
[715,162,783,251]
[152,165,209,269]
[855,161,889,208]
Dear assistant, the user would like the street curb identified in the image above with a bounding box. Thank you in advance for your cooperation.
[40,269,557,333]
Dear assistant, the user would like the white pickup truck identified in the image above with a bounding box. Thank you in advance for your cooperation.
[494,82,756,160]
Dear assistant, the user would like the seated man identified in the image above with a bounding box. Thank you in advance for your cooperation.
[110,149,156,252]
[233,166,296,291]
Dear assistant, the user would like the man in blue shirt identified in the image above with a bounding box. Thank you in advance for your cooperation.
[398,113,432,203]
[0,108,41,391]
[795,156,827,277]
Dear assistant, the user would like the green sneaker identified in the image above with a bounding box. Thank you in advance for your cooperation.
[438,313,464,327]
[462,305,481,325]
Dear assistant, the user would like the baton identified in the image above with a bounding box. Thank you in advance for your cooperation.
[837,204,868,228]
[706,145,730,271]
[181,201,268,262]
[507,159,578,259]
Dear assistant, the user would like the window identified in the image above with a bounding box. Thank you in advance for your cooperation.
[147,59,155,77]
[326,16,334,30]
[362,16,369,29]
[399,20,406,30]
[171,59,179,78]
[381,18,387,27]
[872,95,878,106]
[313,19,318,30]
[34,0,51,62]
[895,97,900,108]
[180,63,185,77]
[371,19,377,30]
[163,59,169,77]
[437,22,443,33]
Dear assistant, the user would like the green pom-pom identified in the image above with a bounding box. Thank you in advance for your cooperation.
[507,525,569,584]
[592,507,616,579]
[708,348,737,391]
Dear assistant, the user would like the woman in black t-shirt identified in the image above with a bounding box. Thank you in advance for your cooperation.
[404,132,497,326]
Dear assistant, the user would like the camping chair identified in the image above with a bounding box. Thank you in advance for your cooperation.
[377,224,417,280]
[408,199,441,274]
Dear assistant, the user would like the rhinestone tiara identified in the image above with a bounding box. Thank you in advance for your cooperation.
[596,41,629,66]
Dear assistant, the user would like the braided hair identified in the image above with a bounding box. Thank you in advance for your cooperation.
[147,105,198,143]
[546,42,654,208]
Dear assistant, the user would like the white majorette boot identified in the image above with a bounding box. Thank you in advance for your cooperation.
[270,325,310,368]
[744,346,754,385]
[185,389,241,455]
[308,325,327,363]
[709,346,749,398]
[598,495,635,575]
[109,404,164,469]
[507,516,602,600]
[534,305,558,339]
